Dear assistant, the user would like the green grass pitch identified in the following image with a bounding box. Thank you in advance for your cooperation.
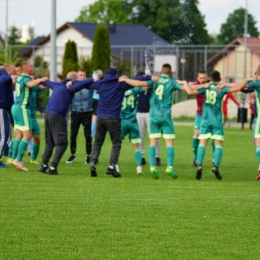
[0,124,260,259]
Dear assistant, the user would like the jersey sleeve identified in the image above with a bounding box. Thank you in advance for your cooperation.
[23,76,31,86]
[174,83,183,90]
[248,81,260,89]
[221,87,230,95]
[146,80,154,86]
[197,88,206,95]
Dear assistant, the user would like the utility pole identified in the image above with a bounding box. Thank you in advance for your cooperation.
[241,0,248,129]
[50,0,57,83]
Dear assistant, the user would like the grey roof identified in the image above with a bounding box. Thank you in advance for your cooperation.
[19,36,46,56]
[69,22,169,45]
[19,22,171,58]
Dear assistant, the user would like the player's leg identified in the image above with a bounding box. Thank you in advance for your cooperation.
[161,118,177,178]
[129,119,142,174]
[39,113,55,173]
[192,114,201,167]
[82,112,92,164]
[211,122,224,180]
[30,118,41,164]
[48,114,68,174]
[136,112,147,165]
[14,108,32,171]
[0,109,10,168]
[149,117,160,179]
[66,112,80,163]
[252,118,260,180]
[106,118,122,178]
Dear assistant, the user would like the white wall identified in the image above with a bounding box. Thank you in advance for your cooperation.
[30,27,93,73]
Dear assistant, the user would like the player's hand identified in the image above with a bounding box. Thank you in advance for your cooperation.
[11,75,17,82]
[246,77,257,82]
[151,76,159,82]
[66,81,73,88]
[40,77,49,82]
[215,84,225,91]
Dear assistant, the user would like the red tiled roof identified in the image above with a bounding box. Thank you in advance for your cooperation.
[207,37,260,66]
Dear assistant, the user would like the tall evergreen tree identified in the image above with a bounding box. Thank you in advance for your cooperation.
[62,40,79,77]
[8,25,21,45]
[91,24,111,73]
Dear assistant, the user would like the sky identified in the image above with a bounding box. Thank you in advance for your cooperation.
[0,0,259,40]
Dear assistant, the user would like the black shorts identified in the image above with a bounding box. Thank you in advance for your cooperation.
[92,99,99,115]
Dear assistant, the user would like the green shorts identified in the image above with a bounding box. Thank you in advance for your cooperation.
[194,114,202,130]
[31,117,40,135]
[199,120,224,141]
[11,104,32,131]
[121,117,141,144]
[149,116,175,139]
[253,117,260,138]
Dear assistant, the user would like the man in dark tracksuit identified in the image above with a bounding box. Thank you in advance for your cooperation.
[0,68,15,168]
[38,72,94,175]
[72,67,152,178]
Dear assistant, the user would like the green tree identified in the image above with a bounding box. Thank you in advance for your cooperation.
[78,57,92,77]
[217,8,259,44]
[91,24,111,73]
[75,0,131,23]
[75,0,211,44]
[8,25,21,45]
[62,40,79,77]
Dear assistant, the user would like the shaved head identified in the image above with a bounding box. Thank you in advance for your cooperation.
[5,64,16,75]
[66,71,78,80]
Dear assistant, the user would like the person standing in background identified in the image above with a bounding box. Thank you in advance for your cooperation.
[66,69,93,164]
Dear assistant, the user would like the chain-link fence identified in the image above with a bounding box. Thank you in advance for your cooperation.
[9,43,260,104]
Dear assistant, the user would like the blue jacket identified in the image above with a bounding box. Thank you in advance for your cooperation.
[0,69,14,112]
[72,88,93,112]
[43,78,94,117]
[71,74,151,118]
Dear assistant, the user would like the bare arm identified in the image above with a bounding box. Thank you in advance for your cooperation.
[177,80,198,95]
[118,77,148,87]
[27,77,48,88]
[228,79,249,93]
[189,83,210,90]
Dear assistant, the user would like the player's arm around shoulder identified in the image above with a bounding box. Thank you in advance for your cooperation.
[177,80,199,95]
[228,78,250,93]
[27,77,48,88]
[118,76,149,88]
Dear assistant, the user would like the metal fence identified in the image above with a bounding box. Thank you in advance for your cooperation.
[8,43,260,103]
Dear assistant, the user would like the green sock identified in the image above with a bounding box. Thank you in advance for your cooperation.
[255,146,260,162]
[192,136,199,160]
[17,139,29,162]
[197,144,206,166]
[31,143,40,161]
[167,146,174,167]
[12,138,21,160]
[134,149,142,166]
[211,139,215,158]
[213,146,223,167]
[149,146,156,167]
[8,140,13,158]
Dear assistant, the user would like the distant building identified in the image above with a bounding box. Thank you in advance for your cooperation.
[19,22,174,74]
[207,37,260,83]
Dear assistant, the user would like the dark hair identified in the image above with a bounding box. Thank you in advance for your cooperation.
[161,63,172,76]
[210,70,221,81]
[196,70,207,77]
[77,68,86,73]
[57,74,63,80]
[15,63,20,67]
[136,71,145,76]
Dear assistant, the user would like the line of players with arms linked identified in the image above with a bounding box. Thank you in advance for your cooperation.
[0,62,260,180]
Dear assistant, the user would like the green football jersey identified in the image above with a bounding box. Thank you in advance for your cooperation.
[121,87,144,119]
[146,74,182,117]
[197,82,230,122]
[248,80,260,117]
[15,74,32,106]
[28,85,41,118]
